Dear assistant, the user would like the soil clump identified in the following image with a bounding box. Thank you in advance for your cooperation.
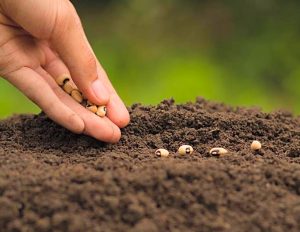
[0,98,299,232]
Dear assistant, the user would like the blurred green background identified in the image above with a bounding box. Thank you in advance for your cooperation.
[1,0,300,118]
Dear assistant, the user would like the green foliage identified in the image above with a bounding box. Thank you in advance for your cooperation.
[0,1,299,118]
[0,79,39,118]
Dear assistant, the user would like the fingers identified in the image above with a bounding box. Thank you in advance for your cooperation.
[82,34,130,128]
[48,1,110,106]
[5,67,84,134]
[42,45,130,128]
[96,64,130,128]
[1,0,109,105]
[1,0,130,129]
[35,67,121,143]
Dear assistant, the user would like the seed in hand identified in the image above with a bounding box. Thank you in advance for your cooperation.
[56,75,70,86]
[71,89,83,103]
[155,149,169,157]
[86,100,94,107]
[251,140,262,150]
[96,106,107,117]
[63,81,75,94]
[178,145,194,155]
[86,105,98,114]
[55,76,108,118]
[209,147,228,156]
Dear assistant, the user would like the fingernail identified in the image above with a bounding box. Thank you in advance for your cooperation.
[91,79,109,102]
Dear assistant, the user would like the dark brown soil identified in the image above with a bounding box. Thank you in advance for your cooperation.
[0,97,300,232]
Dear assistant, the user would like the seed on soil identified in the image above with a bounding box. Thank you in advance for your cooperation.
[210,147,228,156]
[178,145,194,155]
[155,149,169,157]
[56,75,70,86]
[251,140,262,150]
[63,81,75,94]
[96,106,107,117]
[71,89,83,103]
[86,105,98,114]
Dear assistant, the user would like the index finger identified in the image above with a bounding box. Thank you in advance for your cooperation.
[1,0,109,105]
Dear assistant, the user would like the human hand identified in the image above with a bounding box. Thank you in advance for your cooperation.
[0,0,130,143]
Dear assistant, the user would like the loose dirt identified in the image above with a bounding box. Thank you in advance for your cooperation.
[0,98,299,232]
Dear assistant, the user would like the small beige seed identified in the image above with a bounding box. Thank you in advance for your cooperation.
[251,140,262,150]
[209,147,228,156]
[96,106,107,117]
[155,149,169,157]
[63,81,75,94]
[71,89,83,103]
[178,145,194,155]
[56,75,70,86]
[86,105,98,114]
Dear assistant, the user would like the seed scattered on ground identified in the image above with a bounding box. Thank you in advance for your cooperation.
[96,106,107,117]
[71,89,83,103]
[56,75,70,86]
[87,105,98,114]
[178,145,194,155]
[63,81,75,94]
[155,149,169,157]
[251,140,262,150]
[210,147,228,156]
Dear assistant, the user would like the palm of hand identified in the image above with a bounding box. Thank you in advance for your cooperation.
[0,1,130,143]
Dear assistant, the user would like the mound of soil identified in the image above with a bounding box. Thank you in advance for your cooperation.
[0,97,300,232]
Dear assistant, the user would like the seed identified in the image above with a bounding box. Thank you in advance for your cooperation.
[209,147,228,156]
[251,140,262,150]
[86,105,98,114]
[56,75,70,86]
[178,145,194,155]
[96,106,107,117]
[155,149,169,157]
[71,89,83,103]
[63,81,75,94]
[86,100,93,107]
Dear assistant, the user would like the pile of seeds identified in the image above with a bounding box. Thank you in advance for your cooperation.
[56,75,107,117]
[156,140,262,157]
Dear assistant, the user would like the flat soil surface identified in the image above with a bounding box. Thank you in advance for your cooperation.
[0,98,300,232]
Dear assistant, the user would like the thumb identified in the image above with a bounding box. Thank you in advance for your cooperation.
[1,0,109,105]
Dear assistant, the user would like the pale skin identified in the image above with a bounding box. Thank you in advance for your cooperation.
[0,0,130,143]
